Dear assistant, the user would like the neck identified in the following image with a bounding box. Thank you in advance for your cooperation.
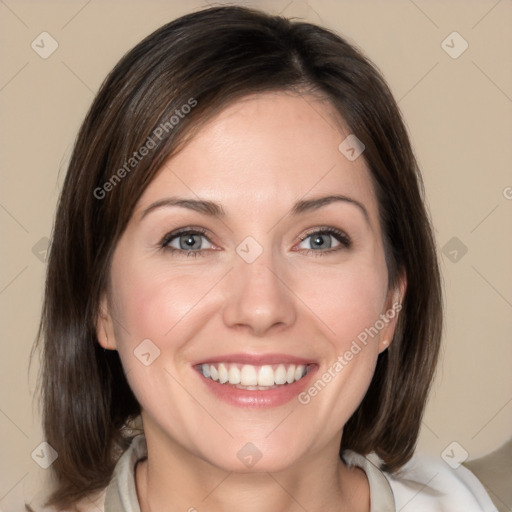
[135,427,370,512]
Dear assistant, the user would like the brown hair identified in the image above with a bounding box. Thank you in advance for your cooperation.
[33,5,442,509]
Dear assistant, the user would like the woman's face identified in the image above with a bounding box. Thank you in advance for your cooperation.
[98,91,402,472]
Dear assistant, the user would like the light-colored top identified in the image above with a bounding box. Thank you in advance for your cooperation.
[28,434,498,511]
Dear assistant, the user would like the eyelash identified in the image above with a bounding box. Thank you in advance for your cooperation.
[160,227,211,258]
[159,226,352,258]
[299,227,352,256]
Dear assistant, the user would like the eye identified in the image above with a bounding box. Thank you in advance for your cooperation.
[297,228,351,253]
[161,228,214,256]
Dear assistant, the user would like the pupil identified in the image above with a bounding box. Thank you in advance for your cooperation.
[181,234,200,250]
[313,234,330,249]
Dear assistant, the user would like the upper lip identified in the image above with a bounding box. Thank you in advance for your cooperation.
[192,353,317,366]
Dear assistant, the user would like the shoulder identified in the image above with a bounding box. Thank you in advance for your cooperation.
[25,435,145,512]
[383,451,498,512]
[24,484,106,512]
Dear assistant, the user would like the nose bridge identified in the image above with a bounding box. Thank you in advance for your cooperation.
[222,241,296,335]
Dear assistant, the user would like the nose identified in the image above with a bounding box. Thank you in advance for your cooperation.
[222,250,297,337]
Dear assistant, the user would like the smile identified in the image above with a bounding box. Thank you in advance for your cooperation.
[198,362,310,389]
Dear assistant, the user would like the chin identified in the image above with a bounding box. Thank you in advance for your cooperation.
[195,435,307,474]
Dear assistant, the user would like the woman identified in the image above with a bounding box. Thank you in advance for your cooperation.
[32,5,497,511]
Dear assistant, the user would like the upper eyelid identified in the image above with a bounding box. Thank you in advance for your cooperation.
[161,226,209,238]
[160,230,214,256]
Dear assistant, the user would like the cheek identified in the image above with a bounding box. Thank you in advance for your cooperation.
[294,257,389,350]
[112,266,211,350]
[108,264,214,418]
[290,254,388,419]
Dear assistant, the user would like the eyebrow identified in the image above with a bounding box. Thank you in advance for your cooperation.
[140,197,225,220]
[139,194,370,224]
[291,195,369,223]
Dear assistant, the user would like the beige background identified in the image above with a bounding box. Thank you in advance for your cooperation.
[1,0,511,509]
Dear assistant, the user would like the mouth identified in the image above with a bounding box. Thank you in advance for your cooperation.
[196,362,312,390]
[193,354,318,408]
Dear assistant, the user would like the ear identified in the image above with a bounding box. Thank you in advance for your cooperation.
[378,270,407,354]
[95,293,118,351]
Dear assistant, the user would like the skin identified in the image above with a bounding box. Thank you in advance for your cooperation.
[97,91,405,512]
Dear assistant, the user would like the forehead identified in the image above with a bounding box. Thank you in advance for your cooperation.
[135,91,379,223]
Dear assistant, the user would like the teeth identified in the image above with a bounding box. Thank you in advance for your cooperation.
[201,363,211,378]
[199,362,309,387]
[240,365,258,386]
[228,365,241,385]
[218,363,229,384]
[274,364,287,385]
[258,365,274,386]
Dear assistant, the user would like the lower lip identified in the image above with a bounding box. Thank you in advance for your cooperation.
[195,366,318,408]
